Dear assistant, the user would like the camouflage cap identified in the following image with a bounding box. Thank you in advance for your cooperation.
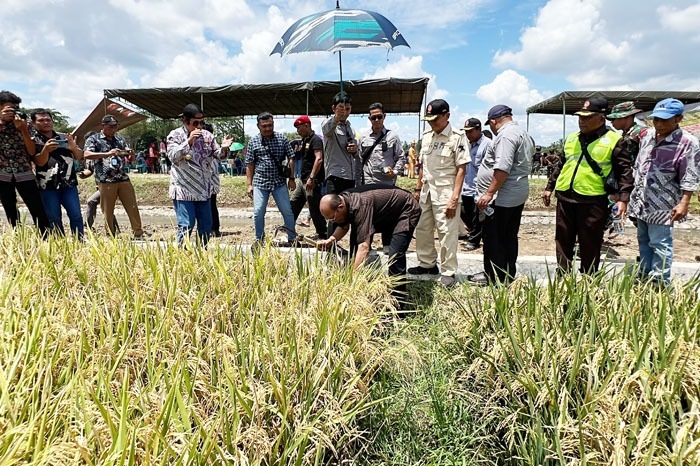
[606,101,643,120]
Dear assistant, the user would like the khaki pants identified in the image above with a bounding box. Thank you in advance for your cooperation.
[415,192,460,276]
[99,181,143,236]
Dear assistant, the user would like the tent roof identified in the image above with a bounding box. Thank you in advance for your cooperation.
[527,91,700,115]
[70,98,147,147]
[104,77,429,119]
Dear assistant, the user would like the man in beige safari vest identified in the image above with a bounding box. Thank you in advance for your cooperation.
[408,99,469,287]
[542,96,633,273]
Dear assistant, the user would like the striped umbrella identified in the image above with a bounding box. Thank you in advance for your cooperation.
[270,1,409,95]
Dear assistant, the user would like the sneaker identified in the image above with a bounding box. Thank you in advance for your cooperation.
[463,242,480,251]
[407,265,440,275]
[466,272,490,286]
[439,275,456,287]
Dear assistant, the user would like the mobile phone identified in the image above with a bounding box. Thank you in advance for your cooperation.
[55,139,68,148]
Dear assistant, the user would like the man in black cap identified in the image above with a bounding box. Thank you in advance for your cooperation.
[408,99,470,287]
[467,105,534,285]
[542,96,633,273]
[84,115,146,239]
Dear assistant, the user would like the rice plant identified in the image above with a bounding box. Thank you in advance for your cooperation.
[451,270,700,465]
[0,230,395,465]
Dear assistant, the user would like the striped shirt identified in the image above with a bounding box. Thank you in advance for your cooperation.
[629,127,700,225]
[167,126,223,201]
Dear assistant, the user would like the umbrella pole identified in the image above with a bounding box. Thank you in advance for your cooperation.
[339,50,344,96]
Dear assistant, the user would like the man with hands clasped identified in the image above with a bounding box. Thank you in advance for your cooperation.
[245,112,297,246]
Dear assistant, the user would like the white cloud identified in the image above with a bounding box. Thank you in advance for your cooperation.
[659,3,700,36]
[476,70,544,113]
[492,0,700,89]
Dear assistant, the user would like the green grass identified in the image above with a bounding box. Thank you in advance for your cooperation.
[78,174,700,216]
[359,272,700,465]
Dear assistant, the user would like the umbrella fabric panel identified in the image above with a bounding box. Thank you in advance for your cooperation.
[271,9,409,55]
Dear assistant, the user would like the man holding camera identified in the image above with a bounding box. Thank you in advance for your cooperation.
[84,115,145,239]
[0,90,49,234]
[245,112,297,245]
[31,108,85,238]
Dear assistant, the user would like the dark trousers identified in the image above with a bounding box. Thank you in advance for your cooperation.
[325,176,356,236]
[0,179,49,234]
[210,194,220,233]
[460,195,483,246]
[555,198,608,273]
[482,203,525,284]
[290,180,326,238]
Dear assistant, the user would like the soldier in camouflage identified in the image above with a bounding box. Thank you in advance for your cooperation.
[606,101,646,163]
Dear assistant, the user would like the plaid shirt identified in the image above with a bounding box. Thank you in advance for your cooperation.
[245,132,293,190]
[629,127,700,225]
[84,131,131,184]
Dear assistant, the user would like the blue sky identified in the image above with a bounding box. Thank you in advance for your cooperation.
[2,0,700,145]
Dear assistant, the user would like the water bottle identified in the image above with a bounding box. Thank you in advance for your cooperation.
[611,205,624,235]
[479,205,494,222]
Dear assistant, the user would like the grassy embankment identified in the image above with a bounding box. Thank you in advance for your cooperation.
[1,228,699,464]
[78,174,700,215]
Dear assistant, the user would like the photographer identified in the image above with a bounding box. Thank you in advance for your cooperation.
[0,90,49,234]
[245,112,297,246]
[84,115,146,239]
[31,109,84,238]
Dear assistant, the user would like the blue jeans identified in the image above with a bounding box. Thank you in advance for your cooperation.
[636,219,673,284]
[173,199,212,246]
[253,184,296,241]
[40,186,84,238]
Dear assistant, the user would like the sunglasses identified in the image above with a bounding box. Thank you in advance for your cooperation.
[190,119,205,127]
[369,114,385,121]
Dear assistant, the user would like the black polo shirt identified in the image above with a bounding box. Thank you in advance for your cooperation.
[339,185,421,245]
[300,131,324,182]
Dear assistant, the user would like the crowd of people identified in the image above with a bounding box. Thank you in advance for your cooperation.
[1,88,698,288]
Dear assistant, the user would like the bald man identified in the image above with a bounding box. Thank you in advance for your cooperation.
[317,185,421,297]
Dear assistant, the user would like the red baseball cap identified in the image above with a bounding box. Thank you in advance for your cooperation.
[294,115,311,127]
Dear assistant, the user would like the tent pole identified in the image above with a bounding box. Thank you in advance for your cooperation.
[526,112,530,132]
[306,89,309,115]
[201,93,204,112]
[562,99,566,142]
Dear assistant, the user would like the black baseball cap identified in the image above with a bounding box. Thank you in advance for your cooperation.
[423,99,449,121]
[574,96,608,116]
[101,115,118,125]
[463,117,481,130]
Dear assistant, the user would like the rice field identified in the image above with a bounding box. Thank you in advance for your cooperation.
[1,230,699,465]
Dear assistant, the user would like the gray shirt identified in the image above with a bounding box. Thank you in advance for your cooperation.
[475,120,533,207]
[322,115,358,181]
[358,127,405,185]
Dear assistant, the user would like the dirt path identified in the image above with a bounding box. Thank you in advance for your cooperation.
[120,208,700,264]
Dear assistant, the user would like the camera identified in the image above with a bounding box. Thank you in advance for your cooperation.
[15,110,27,120]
